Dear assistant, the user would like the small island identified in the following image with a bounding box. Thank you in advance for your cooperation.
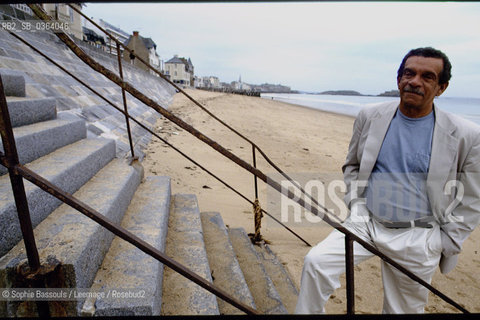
[377,90,400,97]
[319,90,363,96]
[315,89,400,97]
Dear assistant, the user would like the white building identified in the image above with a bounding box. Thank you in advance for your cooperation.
[164,55,194,87]
[82,17,130,56]
[198,76,220,89]
[95,19,130,56]
[231,75,251,91]
[194,76,205,88]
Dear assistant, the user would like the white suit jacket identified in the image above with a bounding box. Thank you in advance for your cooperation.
[342,100,480,271]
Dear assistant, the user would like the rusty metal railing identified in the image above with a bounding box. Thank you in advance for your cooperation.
[58,7,469,315]
[0,72,258,315]
[67,3,325,246]
[70,3,357,248]
[5,29,307,250]
[0,77,51,318]
[0,3,469,315]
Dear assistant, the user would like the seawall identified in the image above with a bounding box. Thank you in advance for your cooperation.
[0,29,176,159]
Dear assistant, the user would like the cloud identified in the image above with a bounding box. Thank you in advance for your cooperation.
[84,2,480,97]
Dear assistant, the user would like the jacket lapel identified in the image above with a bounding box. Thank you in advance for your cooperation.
[427,106,458,213]
[359,104,397,180]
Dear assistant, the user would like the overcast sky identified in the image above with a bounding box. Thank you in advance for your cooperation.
[83,2,480,98]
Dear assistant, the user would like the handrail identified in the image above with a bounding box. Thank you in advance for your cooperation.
[69,4,344,230]
[1,32,318,316]
[6,30,307,248]
[36,3,316,246]
[6,3,467,314]
[0,155,259,315]
[32,3,470,314]
[71,2,348,243]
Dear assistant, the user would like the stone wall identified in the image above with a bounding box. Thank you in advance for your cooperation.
[0,29,176,159]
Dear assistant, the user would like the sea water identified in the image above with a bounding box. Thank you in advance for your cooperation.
[261,93,480,126]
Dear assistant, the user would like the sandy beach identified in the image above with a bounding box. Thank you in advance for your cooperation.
[143,89,480,314]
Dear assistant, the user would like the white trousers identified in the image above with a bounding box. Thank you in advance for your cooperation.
[295,206,442,314]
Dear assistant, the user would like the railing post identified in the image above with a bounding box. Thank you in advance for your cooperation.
[0,75,40,270]
[115,42,135,159]
[345,233,355,314]
[252,145,259,200]
[0,76,50,317]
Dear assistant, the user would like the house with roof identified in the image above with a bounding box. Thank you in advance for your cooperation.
[123,31,162,75]
[164,55,194,88]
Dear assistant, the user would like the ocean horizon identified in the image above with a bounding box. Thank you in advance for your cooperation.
[261,93,480,126]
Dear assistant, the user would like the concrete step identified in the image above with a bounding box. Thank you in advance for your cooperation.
[254,243,299,313]
[0,70,26,97]
[81,176,171,316]
[200,212,256,315]
[0,159,143,316]
[228,228,288,314]
[0,112,87,175]
[161,194,219,315]
[0,137,115,256]
[5,97,56,128]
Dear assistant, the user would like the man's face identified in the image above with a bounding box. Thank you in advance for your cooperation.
[397,56,448,115]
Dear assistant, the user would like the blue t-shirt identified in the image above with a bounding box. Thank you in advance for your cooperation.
[366,108,435,222]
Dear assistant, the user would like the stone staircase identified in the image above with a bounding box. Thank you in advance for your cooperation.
[0,70,298,316]
[0,29,176,160]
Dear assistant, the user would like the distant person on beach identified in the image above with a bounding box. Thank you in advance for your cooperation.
[295,47,480,314]
[129,50,135,65]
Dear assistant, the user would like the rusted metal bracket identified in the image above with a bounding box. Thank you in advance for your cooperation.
[16,256,61,283]
[11,256,69,317]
